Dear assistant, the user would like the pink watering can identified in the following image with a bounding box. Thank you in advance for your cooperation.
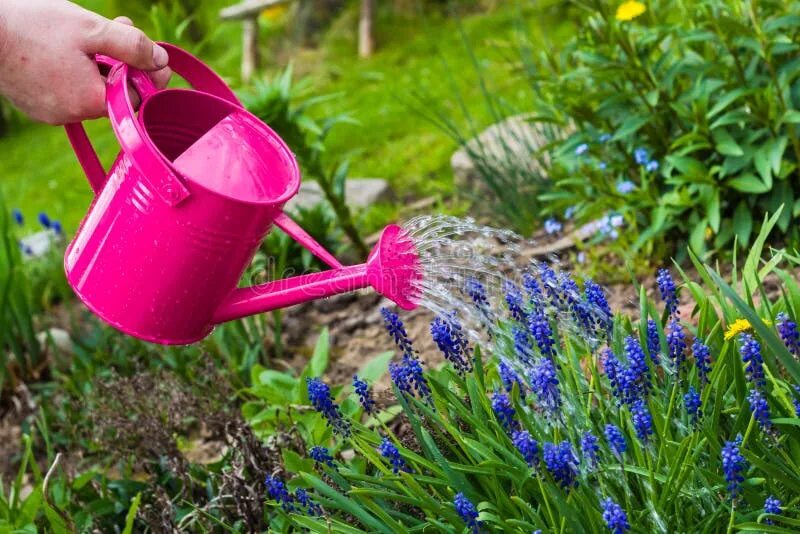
[63,43,419,345]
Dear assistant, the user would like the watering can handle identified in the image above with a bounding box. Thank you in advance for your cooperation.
[63,43,242,204]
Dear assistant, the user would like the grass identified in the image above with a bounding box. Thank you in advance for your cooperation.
[0,2,571,232]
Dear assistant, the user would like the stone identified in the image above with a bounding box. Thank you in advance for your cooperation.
[19,230,61,259]
[450,114,569,194]
[285,178,392,213]
[36,328,72,354]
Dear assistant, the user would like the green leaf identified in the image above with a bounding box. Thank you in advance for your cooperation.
[743,207,783,293]
[611,115,649,141]
[769,135,788,174]
[727,173,769,193]
[331,160,350,201]
[711,128,743,156]
[122,493,141,534]
[781,109,800,124]
[665,155,707,179]
[309,328,330,377]
[733,201,753,246]
[754,143,773,186]
[357,351,394,383]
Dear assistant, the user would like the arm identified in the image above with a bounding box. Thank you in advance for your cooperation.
[0,0,170,125]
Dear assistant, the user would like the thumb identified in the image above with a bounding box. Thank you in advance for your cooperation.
[85,18,169,71]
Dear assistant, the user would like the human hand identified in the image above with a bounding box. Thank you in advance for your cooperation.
[0,0,171,125]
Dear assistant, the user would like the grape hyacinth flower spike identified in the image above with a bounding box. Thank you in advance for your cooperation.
[684,386,702,425]
[265,475,295,512]
[631,398,654,443]
[776,312,800,356]
[307,378,351,437]
[580,431,600,469]
[37,212,51,229]
[294,488,323,516]
[512,430,540,467]
[739,333,766,389]
[666,318,687,372]
[747,388,774,435]
[543,441,579,490]
[378,437,410,474]
[353,375,376,414]
[529,357,561,416]
[692,338,712,386]
[656,268,679,317]
[601,498,630,534]
[645,319,661,366]
[430,312,472,375]
[721,435,746,501]
[381,307,415,358]
[454,493,482,534]
[605,424,627,458]
[491,390,518,431]
[504,280,527,323]
[11,208,23,226]
[764,495,781,524]
[499,359,526,398]
[309,446,335,468]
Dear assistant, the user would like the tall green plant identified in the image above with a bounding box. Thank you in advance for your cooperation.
[528,0,800,256]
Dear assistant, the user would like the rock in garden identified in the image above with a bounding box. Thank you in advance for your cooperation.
[285,178,392,212]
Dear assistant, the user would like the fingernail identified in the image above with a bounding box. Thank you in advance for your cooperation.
[153,45,169,68]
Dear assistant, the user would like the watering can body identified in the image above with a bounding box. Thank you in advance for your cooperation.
[64,44,418,345]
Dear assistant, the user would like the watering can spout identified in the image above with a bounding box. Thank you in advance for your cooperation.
[212,224,420,324]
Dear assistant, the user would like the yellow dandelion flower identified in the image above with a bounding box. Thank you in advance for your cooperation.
[260,4,288,21]
[616,1,647,22]
[724,317,773,341]
[724,318,751,341]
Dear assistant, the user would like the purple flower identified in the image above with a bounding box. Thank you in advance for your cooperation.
[504,280,527,323]
[598,133,611,143]
[543,441,579,490]
[512,430,540,467]
[631,399,654,443]
[721,435,746,500]
[307,378,351,437]
[265,475,295,512]
[561,274,593,332]
[529,357,561,415]
[378,437,409,474]
[601,498,630,534]
[646,319,662,366]
[645,160,660,172]
[693,338,712,386]
[522,271,543,303]
[634,147,649,165]
[580,432,600,469]
[51,220,63,235]
[491,391,518,431]
[684,386,702,424]
[657,269,679,317]
[564,205,577,219]
[499,359,526,398]
[545,218,562,235]
[11,208,23,226]
[513,326,535,367]
[294,488,323,516]
[624,335,651,400]
[528,309,556,359]
[465,277,492,322]
[309,446,335,468]
[585,279,612,336]
[381,308,415,358]
[793,385,800,417]
[776,312,800,356]
[739,333,766,389]
[604,424,627,458]
[431,313,472,375]
[616,180,635,194]
[764,495,782,524]
[667,319,687,371]
[575,143,589,156]
[353,375,376,414]
[747,388,773,434]
[454,493,481,533]
[389,354,432,404]
[37,212,51,229]
[602,348,625,403]
[539,263,561,307]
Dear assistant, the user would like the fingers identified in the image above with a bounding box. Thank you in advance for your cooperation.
[149,66,173,89]
[85,16,169,71]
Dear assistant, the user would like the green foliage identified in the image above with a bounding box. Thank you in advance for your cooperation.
[241,66,367,256]
[531,0,800,257]
[255,219,800,532]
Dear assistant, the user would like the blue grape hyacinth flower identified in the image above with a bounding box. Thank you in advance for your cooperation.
[528,308,556,359]
[739,333,766,389]
[601,498,630,534]
[645,160,659,172]
[37,212,51,229]
[381,307,415,358]
[776,312,800,356]
[430,313,472,375]
[656,268,679,317]
[454,492,481,533]
[504,280,527,323]
[491,390,518,431]
[513,326,535,367]
[512,430,540,467]
[529,357,561,415]
[747,388,773,434]
[634,147,649,165]
[666,319,687,371]
[378,437,410,474]
[309,446,335,468]
[616,180,635,194]
[584,279,613,336]
[51,220,63,235]
[307,378,351,437]
[693,338,712,386]
[764,495,781,524]
[265,475,295,512]
[605,424,627,458]
[389,353,432,404]
[543,441,579,490]
[11,208,23,226]
[684,386,702,425]
[294,488,323,516]
[645,319,661,366]
[499,359,526,398]
[721,435,746,500]
[575,143,589,156]
[465,277,493,323]
[631,399,654,443]
[624,335,651,399]
[353,375,376,414]
[580,431,600,469]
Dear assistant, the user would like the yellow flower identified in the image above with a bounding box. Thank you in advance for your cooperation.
[615,1,647,22]
[260,4,288,21]
[724,317,772,340]
[724,318,751,340]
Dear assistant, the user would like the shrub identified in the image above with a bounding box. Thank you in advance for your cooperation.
[251,214,800,532]
[530,0,800,257]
